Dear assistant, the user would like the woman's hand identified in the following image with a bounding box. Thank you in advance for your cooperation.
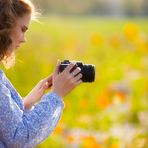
[52,61,82,97]
[24,60,83,109]
[24,75,53,109]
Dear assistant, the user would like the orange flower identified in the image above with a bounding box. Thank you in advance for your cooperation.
[114,92,126,102]
[66,135,75,144]
[109,35,121,49]
[97,94,111,109]
[54,125,63,135]
[54,120,64,135]
[81,136,103,148]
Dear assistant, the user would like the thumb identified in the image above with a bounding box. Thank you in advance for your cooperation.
[41,74,52,84]
[53,59,61,77]
[45,74,53,83]
[41,82,49,90]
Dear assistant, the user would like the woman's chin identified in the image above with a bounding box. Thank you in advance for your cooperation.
[16,45,20,48]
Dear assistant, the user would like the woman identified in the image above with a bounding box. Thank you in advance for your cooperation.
[0,0,82,147]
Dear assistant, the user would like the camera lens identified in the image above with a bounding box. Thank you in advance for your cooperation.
[81,65,95,82]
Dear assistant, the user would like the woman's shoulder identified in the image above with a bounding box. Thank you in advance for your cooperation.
[0,69,6,84]
[0,68,3,78]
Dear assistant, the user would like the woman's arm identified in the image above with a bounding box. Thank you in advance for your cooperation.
[24,61,82,110]
[24,75,53,110]
[0,62,82,147]
[0,83,64,148]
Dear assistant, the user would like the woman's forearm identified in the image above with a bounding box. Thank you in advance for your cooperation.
[0,82,64,148]
[23,96,35,110]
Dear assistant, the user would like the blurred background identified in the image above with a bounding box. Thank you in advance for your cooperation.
[3,0,148,147]
[34,0,148,17]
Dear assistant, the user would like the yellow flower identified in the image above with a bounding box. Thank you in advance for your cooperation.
[124,23,139,41]
[134,33,148,52]
[80,99,89,109]
[109,144,120,148]
[77,115,92,125]
[91,33,104,46]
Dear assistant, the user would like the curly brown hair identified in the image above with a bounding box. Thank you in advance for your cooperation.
[0,0,35,62]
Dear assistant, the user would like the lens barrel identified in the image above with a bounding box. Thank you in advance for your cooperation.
[59,60,95,83]
[81,65,95,82]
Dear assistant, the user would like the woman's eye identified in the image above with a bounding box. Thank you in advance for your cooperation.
[22,29,25,32]
[21,28,27,32]
[21,26,28,33]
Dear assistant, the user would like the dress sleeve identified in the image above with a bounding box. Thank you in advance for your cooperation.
[0,83,64,148]
[0,141,5,148]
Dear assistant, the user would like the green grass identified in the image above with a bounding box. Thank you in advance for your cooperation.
[3,17,148,148]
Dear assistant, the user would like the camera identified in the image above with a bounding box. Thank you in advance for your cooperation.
[59,60,95,82]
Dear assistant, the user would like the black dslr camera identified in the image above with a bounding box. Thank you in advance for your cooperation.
[59,60,95,82]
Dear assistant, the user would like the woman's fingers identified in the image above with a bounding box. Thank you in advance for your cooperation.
[37,74,53,91]
[71,67,81,77]
[75,79,82,86]
[45,75,53,87]
[73,73,83,82]
[43,75,52,83]
[64,63,76,73]
[52,61,83,97]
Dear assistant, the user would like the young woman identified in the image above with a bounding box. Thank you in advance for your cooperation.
[0,0,82,147]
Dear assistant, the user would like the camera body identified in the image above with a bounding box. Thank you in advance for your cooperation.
[59,60,95,82]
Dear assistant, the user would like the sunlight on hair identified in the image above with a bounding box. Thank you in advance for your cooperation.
[26,0,41,21]
[2,52,16,69]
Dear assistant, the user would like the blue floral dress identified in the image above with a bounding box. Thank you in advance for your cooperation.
[0,69,64,148]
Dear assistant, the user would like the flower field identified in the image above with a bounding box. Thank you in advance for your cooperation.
[5,17,148,148]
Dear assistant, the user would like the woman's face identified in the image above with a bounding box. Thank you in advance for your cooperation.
[10,13,31,51]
